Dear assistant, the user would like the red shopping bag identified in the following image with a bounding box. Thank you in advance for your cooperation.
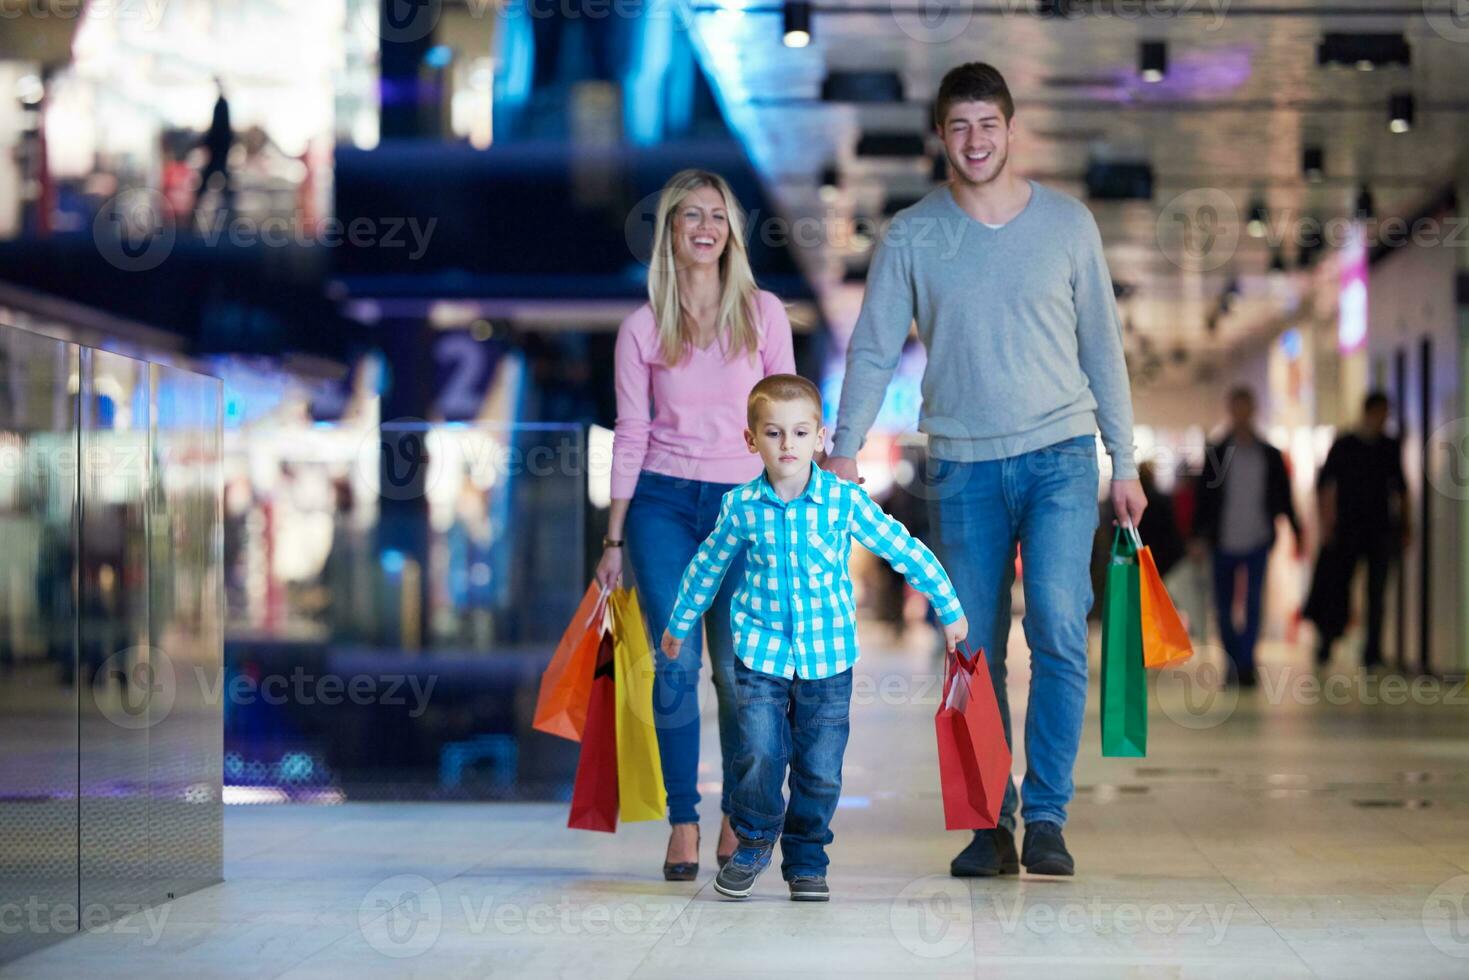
[533,582,609,741]
[935,643,1011,830]
[568,634,619,832]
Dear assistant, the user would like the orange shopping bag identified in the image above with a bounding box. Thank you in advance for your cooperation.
[1129,527,1193,669]
[532,582,610,741]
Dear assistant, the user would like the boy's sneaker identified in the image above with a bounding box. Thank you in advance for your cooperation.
[788,875,829,902]
[713,838,774,899]
[950,826,1019,877]
[1021,821,1075,876]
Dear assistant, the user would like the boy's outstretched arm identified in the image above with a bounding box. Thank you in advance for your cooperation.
[661,496,746,659]
[849,489,969,652]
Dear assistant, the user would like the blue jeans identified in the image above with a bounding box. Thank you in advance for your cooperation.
[1211,544,1270,678]
[926,434,1100,831]
[727,659,853,879]
[625,470,744,825]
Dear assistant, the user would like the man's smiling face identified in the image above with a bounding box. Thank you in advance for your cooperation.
[939,99,1015,188]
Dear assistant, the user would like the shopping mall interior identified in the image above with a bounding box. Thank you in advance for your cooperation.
[2,1,1469,977]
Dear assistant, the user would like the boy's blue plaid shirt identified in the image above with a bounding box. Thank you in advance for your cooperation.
[666,462,964,679]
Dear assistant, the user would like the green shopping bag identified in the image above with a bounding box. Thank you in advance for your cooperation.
[1100,527,1147,757]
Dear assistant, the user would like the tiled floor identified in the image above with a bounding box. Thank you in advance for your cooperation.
[7,626,1469,979]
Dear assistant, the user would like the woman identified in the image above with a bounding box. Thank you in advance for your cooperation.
[595,170,795,879]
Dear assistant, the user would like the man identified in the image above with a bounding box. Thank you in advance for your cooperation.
[1305,391,1408,668]
[823,63,1144,879]
[1190,386,1301,688]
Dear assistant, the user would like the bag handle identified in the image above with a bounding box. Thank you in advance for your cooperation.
[1110,524,1141,562]
[1122,522,1143,552]
[585,581,613,630]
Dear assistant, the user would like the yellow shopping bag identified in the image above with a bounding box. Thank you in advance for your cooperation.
[608,588,666,823]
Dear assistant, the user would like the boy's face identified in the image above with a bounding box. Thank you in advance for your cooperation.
[745,398,826,482]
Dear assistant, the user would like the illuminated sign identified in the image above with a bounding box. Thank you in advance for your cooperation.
[1338,223,1368,354]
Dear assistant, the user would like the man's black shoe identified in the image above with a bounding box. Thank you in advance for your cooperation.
[788,875,830,902]
[950,826,1019,878]
[1021,821,1075,876]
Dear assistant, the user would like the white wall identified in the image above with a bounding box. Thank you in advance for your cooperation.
[1366,231,1461,672]
[0,64,27,239]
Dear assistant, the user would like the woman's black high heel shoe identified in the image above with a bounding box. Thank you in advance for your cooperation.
[663,825,700,881]
[716,816,736,868]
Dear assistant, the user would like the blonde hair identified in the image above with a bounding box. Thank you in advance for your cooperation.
[647,169,761,367]
[747,374,824,429]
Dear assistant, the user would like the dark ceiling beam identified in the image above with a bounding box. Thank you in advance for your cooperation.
[747,97,1469,113]
[771,173,1444,188]
[694,3,1449,16]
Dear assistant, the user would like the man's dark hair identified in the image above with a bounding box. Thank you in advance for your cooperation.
[1227,385,1256,405]
[1363,390,1390,413]
[934,62,1014,129]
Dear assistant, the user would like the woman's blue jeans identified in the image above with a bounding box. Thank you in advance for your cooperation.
[624,470,745,825]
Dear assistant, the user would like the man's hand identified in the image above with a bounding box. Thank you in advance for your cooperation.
[660,629,682,660]
[942,615,968,655]
[820,454,864,485]
[1111,478,1148,529]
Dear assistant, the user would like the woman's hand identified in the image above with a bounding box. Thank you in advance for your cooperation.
[661,629,682,660]
[594,547,623,591]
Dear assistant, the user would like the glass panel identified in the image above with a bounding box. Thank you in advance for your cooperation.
[77,347,153,916]
[220,421,586,800]
[0,323,80,963]
[148,363,224,901]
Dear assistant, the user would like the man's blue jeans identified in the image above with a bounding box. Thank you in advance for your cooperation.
[926,434,1100,831]
[625,470,745,825]
[727,659,853,880]
[1211,544,1270,678]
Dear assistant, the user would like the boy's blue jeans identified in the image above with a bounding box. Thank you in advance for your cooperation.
[625,470,745,825]
[926,434,1100,831]
[727,659,853,880]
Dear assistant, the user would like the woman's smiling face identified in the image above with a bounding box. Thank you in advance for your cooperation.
[670,185,729,269]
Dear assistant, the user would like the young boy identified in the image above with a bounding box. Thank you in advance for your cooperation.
[661,374,968,901]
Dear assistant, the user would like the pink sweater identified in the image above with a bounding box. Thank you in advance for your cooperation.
[611,290,795,499]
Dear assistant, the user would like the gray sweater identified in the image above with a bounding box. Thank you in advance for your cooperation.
[831,181,1138,480]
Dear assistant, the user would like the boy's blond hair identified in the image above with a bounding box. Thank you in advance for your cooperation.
[747,373,824,429]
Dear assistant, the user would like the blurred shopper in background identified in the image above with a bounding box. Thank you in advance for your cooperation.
[195,78,235,227]
[596,170,795,879]
[1191,386,1302,688]
[1304,391,1409,669]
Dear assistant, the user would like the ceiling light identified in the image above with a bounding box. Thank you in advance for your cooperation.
[1084,160,1154,200]
[821,71,903,103]
[855,132,926,158]
[1247,197,1267,238]
[1302,145,1324,182]
[783,0,811,48]
[1388,92,1414,133]
[1316,33,1410,71]
[1355,185,1374,220]
[819,165,840,202]
[1139,41,1167,84]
